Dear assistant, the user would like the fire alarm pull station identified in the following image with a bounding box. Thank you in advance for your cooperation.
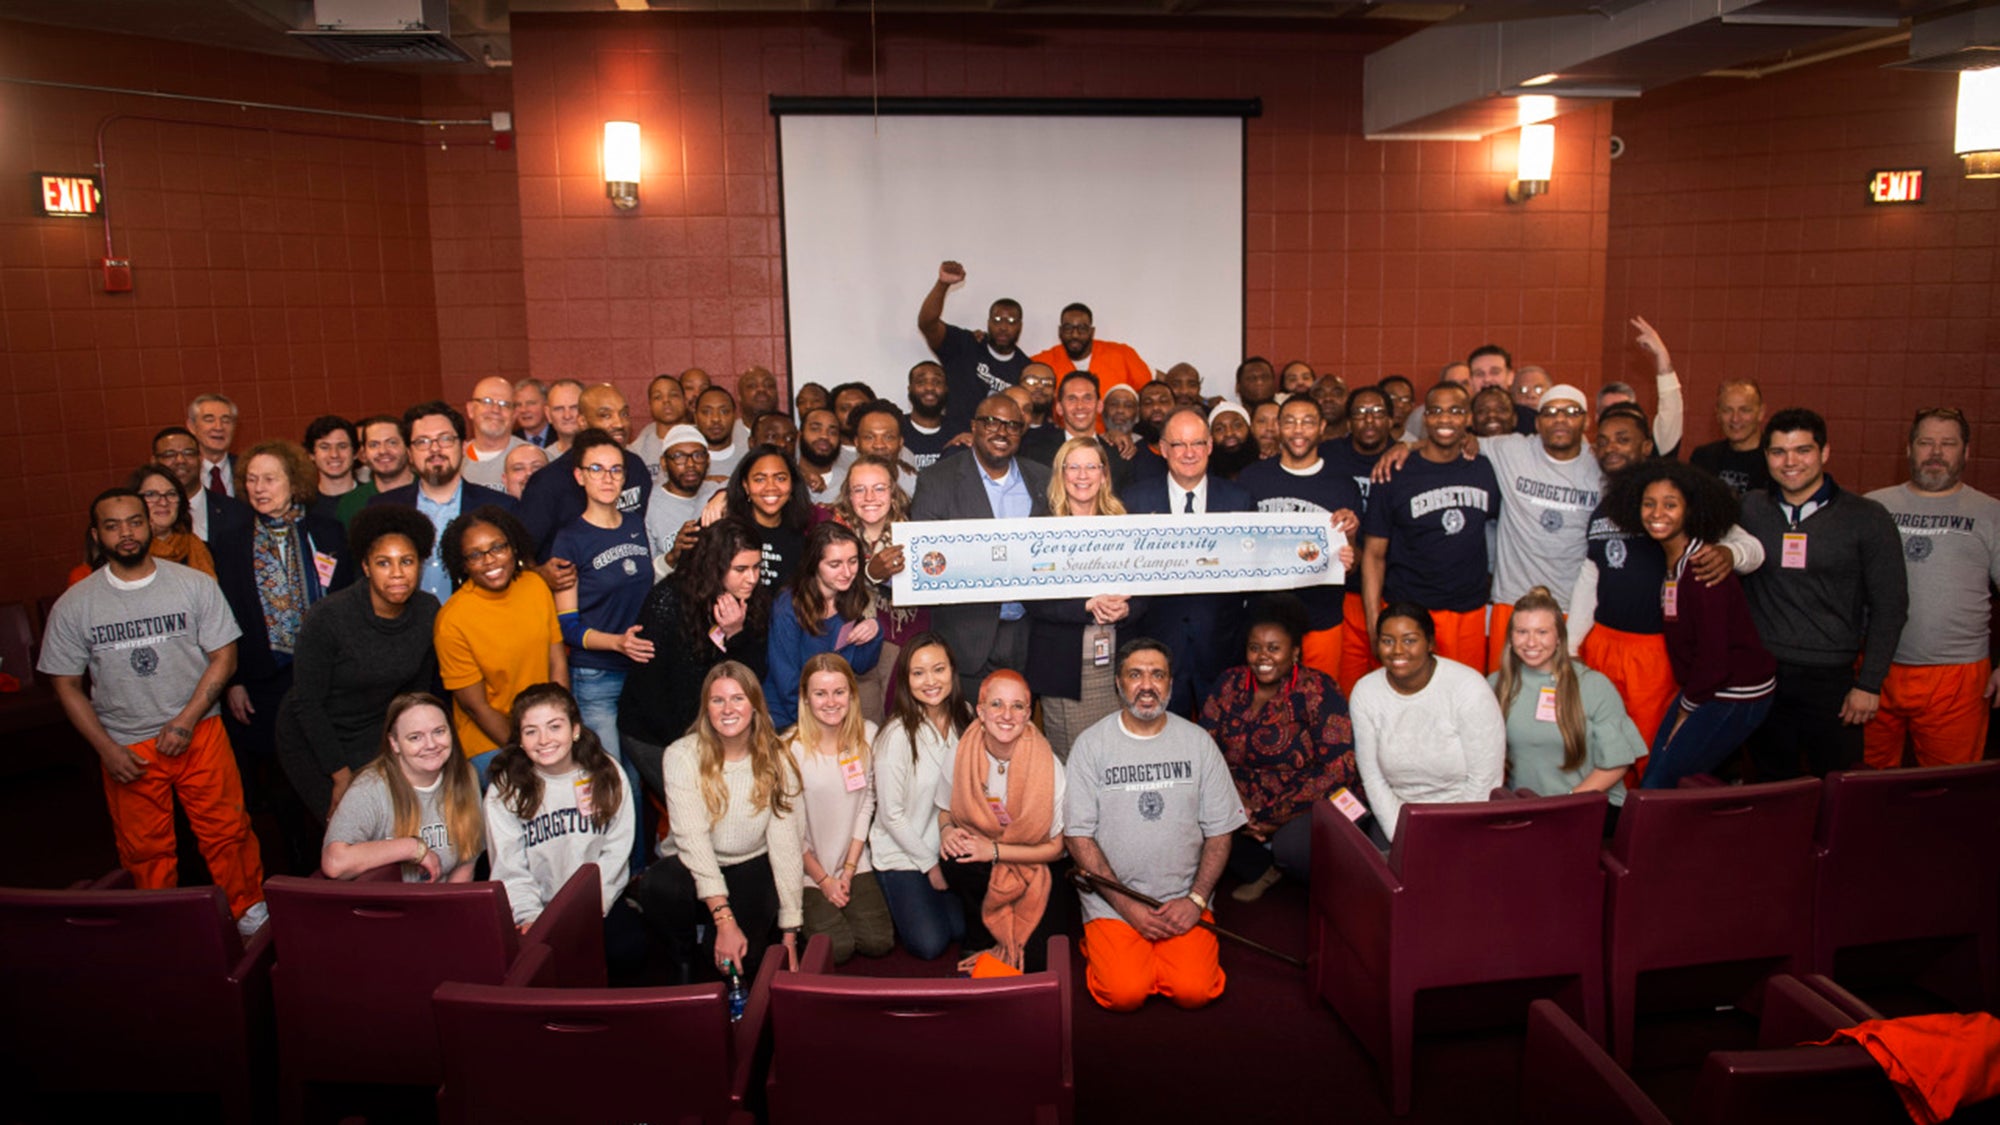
[102,258,133,293]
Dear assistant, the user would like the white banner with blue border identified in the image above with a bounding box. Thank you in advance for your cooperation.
[890,513,1345,606]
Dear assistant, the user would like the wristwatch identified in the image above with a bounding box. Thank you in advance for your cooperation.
[1187,890,1209,911]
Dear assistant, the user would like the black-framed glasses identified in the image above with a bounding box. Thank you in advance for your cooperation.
[463,543,514,565]
[973,415,1026,434]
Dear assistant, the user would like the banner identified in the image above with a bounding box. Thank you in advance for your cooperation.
[891,513,1345,606]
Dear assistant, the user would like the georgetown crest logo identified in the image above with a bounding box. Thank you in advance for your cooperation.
[1905,535,1934,562]
[1606,538,1628,568]
[1540,509,1564,532]
[1441,509,1466,535]
[1137,790,1165,821]
[130,647,159,677]
[622,558,638,576]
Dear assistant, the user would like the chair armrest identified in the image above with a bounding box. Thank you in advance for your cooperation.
[1310,802,1400,969]
[502,941,554,987]
[1046,935,1074,1093]
[730,944,785,1107]
[1488,787,1538,800]
[1599,850,1630,880]
[349,860,406,883]
[1676,774,1724,788]
[1796,974,1883,1024]
[798,932,835,975]
[1758,975,1858,1047]
[230,918,277,985]
[522,863,608,987]
[71,868,134,890]
[1521,1000,1671,1125]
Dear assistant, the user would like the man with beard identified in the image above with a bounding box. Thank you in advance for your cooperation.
[1250,402,1281,461]
[628,373,689,470]
[645,424,721,575]
[1359,383,1501,671]
[691,386,744,485]
[1031,302,1151,400]
[1378,375,1417,436]
[1318,388,1394,695]
[1126,409,1256,714]
[1280,360,1317,399]
[358,414,414,495]
[502,443,549,501]
[154,425,250,544]
[1238,395,1362,681]
[909,394,1051,701]
[851,400,920,477]
[1065,639,1245,1012]
[513,377,554,447]
[797,406,854,505]
[1204,402,1259,481]
[41,489,268,935]
[1136,381,1177,445]
[751,411,798,458]
[1471,386,1517,438]
[544,378,586,457]
[1739,409,1906,779]
[830,382,876,447]
[1164,363,1207,409]
[369,401,515,601]
[1233,357,1278,411]
[1864,408,2000,767]
[516,384,650,582]
[919,260,1030,439]
[1102,383,1140,439]
[460,376,529,490]
[1018,364,1058,430]
[902,361,952,471]
[1313,375,1349,442]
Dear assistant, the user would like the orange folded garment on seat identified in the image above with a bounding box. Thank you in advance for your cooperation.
[1818,1012,2000,1125]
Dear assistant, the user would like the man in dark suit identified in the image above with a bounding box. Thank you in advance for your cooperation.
[909,393,1052,702]
[1125,407,1256,716]
[367,401,513,602]
[153,425,252,544]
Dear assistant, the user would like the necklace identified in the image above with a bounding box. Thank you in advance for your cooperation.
[995,758,1008,775]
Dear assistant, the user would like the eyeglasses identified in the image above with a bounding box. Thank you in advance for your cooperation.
[989,315,1021,326]
[1538,405,1586,418]
[848,482,893,498]
[155,448,199,461]
[1020,375,1055,388]
[1349,406,1388,418]
[472,396,514,410]
[972,415,1026,434]
[137,489,179,503]
[581,464,626,480]
[409,434,460,450]
[1062,461,1105,475]
[1058,324,1093,335]
[663,450,707,464]
[463,543,514,565]
[1424,405,1470,417]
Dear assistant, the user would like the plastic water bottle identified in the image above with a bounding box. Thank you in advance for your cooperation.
[724,959,746,1022]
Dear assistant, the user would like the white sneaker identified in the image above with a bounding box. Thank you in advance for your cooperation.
[236,900,269,939]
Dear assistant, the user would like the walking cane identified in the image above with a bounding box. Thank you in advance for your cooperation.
[1067,867,1305,969]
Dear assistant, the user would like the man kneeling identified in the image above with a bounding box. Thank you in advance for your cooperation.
[1066,639,1246,1011]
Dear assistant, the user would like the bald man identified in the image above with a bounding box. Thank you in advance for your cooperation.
[462,376,529,489]
[517,382,653,576]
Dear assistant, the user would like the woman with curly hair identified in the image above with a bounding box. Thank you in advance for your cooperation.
[434,506,567,779]
[320,693,483,882]
[1604,459,1776,787]
[637,661,805,977]
[618,519,773,796]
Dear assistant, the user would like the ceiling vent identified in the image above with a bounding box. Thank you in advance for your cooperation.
[289,0,474,64]
[1889,4,2000,71]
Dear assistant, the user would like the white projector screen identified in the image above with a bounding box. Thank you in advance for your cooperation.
[776,112,1244,409]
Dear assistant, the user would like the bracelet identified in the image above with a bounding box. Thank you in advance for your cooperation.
[816,873,834,886]
[992,841,1001,864]
[1188,890,1209,911]
[842,861,858,874]
[413,838,430,864]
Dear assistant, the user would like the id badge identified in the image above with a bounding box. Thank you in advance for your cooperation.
[1661,580,1679,621]
[986,794,1012,827]
[1535,685,1558,722]
[1327,787,1367,822]
[312,550,338,587]
[1781,533,1808,569]
[573,776,595,818]
[833,619,857,649]
[838,752,866,793]
[1091,626,1113,667]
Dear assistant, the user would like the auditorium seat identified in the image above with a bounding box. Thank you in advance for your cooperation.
[432,946,779,1124]
[1309,793,1608,1115]
[765,933,1074,1125]
[1811,760,2000,1009]
[0,870,272,1124]
[264,865,604,1123]
[1602,777,1822,1066]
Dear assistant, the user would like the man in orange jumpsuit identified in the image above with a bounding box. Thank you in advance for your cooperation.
[1031,302,1152,399]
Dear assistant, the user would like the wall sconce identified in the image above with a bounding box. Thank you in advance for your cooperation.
[1956,68,2000,179]
[603,120,641,210]
[1509,123,1555,202]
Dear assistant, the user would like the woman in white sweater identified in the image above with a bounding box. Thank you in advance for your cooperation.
[634,660,804,978]
[787,653,894,963]
[1349,603,1506,843]
[868,632,974,961]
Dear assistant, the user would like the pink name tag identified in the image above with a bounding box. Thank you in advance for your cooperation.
[1781,533,1808,569]
[1661,580,1679,621]
[833,620,857,650]
[1535,685,1559,722]
[839,752,866,792]
[573,777,595,817]
[312,550,338,587]
[986,794,1012,827]
[1328,787,1367,822]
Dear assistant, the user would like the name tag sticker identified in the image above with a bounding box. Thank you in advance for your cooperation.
[833,620,857,650]
[573,777,595,817]
[986,794,1012,827]
[1781,533,1808,569]
[1328,787,1368,822]
[1535,685,1559,722]
[312,550,338,587]
[838,752,866,793]
[1661,580,1679,621]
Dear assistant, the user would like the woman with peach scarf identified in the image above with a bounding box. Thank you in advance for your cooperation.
[934,670,1068,974]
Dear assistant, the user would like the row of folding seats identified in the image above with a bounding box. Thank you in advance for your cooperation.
[1307,758,2000,1114]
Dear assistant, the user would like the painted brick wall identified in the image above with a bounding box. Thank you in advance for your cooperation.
[421,73,530,389]
[1601,46,2000,492]
[507,12,1614,409]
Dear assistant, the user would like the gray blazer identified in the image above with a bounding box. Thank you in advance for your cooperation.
[907,452,1052,675]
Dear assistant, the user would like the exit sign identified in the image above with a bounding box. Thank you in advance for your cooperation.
[35,173,101,217]
[1866,168,1925,205]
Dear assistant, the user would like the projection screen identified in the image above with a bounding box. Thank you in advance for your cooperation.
[775,107,1246,409]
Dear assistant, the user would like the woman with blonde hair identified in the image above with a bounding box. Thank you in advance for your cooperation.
[637,660,805,977]
[1027,436,1143,760]
[320,693,483,882]
[787,653,895,963]
[1489,586,1647,827]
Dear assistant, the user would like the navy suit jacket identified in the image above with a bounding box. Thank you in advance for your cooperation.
[1124,474,1256,691]
[204,491,253,545]
[908,452,1051,677]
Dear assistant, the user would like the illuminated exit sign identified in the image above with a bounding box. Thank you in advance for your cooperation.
[35,173,101,217]
[1867,168,1925,205]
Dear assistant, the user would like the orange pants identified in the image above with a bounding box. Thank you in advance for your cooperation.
[1302,626,1341,685]
[103,715,266,919]
[1083,915,1225,1012]
[1336,593,1377,699]
[1432,608,1490,674]
[1865,661,1993,769]
[1487,603,1513,673]
[1578,624,1678,788]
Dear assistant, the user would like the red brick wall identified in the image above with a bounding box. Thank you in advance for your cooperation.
[421,74,529,388]
[1600,46,2000,491]
[507,12,1614,407]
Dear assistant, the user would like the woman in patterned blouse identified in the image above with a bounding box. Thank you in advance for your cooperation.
[1198,594,1359,903]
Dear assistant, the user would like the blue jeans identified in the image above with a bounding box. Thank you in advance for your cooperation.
[570,665,648,872]
[874,867,965,961]
[1642,693,1775,789]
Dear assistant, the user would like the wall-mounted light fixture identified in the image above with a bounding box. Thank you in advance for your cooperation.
[1956,68,2000,179]
[603,120,641,210]
[1508,106,1555,203]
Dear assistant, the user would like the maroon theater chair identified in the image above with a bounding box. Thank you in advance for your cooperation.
[1811,760,2000,1008]
[1602,777,1822,1066]
[766,933,1074,1125]
[0,870,273,1124]
[432,946,780,1125]
[1309,793,1608,1115]
[264,865,605,1123]
[1521,999,1672,1125]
